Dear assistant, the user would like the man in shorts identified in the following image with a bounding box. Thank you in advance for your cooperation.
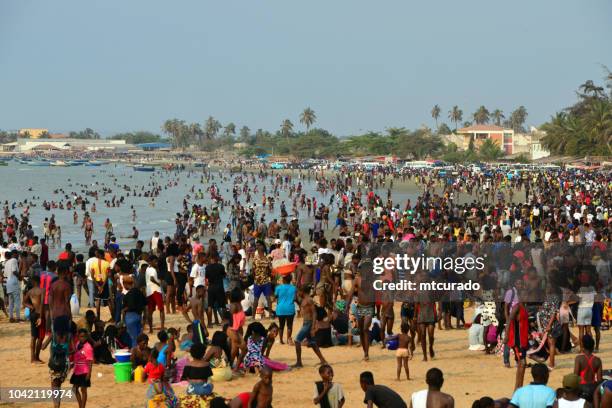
[145,256,165,333]
[345,261,375,361]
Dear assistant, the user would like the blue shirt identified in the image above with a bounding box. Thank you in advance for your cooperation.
[274,284,296,316]
[510,383,556,408]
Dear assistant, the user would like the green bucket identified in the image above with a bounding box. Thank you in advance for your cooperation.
[113,362,132,383]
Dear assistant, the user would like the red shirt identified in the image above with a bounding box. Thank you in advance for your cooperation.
[144,362,165,383]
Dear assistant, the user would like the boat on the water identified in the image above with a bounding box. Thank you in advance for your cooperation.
[0,161,7,166]
[50,160,69,167]
[86,160,109,166]
[28,160,50,166]
[133,165,155,172]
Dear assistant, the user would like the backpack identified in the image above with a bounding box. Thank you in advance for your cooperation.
[48,341,68,372]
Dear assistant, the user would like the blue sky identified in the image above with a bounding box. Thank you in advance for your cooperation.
[1,0,610,136]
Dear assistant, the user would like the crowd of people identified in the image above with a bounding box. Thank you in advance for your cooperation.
[0,162,611,407]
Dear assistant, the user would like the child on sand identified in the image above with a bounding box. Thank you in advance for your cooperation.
[395,322,413,381]
[144,348,179,408]
[70,328,93,408]
[243,322,266,374]
[248,366,273,408]
[313,364,345,408]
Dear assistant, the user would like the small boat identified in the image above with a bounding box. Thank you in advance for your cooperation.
[50,160,69,167]
[133,165,155,172]
[67,160,84,166]
[0,161,7,166]
[28,160,50,166]
[194,162,205,168]
[85,161,103,167]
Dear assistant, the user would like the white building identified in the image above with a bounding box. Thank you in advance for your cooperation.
[4,138,132,152]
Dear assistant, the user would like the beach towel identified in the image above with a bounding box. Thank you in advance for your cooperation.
[263,357,289,372]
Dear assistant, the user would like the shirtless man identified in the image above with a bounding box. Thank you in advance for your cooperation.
[415,272,436,361]
[295,251,314,292]
[249,366,273,408]
[316,253,335,313]
[345,261,375,361]
[293,284,327,368]
[49,263,72,337]
[410,368,454,408]
[181,285,209,343]
[23,274,44,363]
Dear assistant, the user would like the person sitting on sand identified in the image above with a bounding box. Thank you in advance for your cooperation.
[553,373,589,408]
[508,363,555,408]
[131,333,151,368]
[360,371,407,408]
[144,348,179,408]
[573,334,602,402]
[181,343,214,396]
[248,366,273,408]
[243,322,267,374]
[410,368,454,408]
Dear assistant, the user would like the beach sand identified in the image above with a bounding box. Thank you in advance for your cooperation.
[1,305,609,407]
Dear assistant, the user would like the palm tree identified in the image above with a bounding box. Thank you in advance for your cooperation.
[448,106,463,132]
[431,105,441,130]
[280,119,294,145]
[239,126,251,143]
[223,122,236,138]
[583,98,612,153]
[510,106,528,133]
[185,122,201,146]
[492,109,505,126]
[300,107,316,131]
[478,138,504,160]
[162,119,189,149]
[472,105,490,125]
[204,116,222,141]
[579,80,605,98]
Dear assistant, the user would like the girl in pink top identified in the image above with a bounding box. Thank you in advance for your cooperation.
[70,328,94,408]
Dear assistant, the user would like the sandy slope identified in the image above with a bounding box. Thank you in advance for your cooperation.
[0,305,609,408]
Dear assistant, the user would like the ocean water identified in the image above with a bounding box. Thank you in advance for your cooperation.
[0,162,417,256]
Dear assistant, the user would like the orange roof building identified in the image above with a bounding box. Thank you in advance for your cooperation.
[457,125,514,155]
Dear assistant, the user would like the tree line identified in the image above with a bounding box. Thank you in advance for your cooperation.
[430,104,528,133]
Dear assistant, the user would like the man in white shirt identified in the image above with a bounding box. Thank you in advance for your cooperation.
[150,231,160,253]
[5,250,21,322]
[189,252,207,297]
[145,256,164,332]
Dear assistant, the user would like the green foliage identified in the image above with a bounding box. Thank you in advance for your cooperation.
[478,138,504,161]
[492,109,505,126]
[541,76,612,156]
[511,154,531,163]
[69,128,100,139]
[431,105,441,129]
[0,130,19,143]
[472,106,490,124]
[437,123,452,135]
[300,108,316,130]
[442,148,478,163]
[448,106,463,132]
[111,131,164,144]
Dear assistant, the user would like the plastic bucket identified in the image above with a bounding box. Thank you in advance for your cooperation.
[113,362,132,383]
